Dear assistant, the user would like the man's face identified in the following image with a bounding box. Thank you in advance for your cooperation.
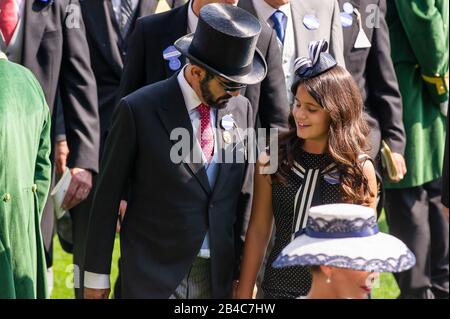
[264,0,290,9]
[199,71,243,109]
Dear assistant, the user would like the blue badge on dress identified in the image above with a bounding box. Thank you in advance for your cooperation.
[340,12,353,28]
[303,14,320,30]
[343,2,354,14]
[323,171,340,185]
[221,114,235,131]
[163,45,182,71]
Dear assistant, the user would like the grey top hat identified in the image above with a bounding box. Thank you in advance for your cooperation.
[174,3,267,85]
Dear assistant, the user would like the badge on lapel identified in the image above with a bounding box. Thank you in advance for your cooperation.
[340,3,354,28]
[33,0,54,10]
[221,114,235,144]
[323,170,340,185]
[163,45,182,71]
[303,14,320,30]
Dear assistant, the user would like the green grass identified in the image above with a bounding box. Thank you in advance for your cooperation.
[50,212,400,299]
[51,235,120,299]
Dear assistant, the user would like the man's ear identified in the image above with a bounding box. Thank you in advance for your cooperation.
[190,64,206,80]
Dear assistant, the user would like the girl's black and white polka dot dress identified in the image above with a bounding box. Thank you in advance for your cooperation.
[261,148,343,299]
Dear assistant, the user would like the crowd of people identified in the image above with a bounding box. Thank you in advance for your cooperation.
[0,0,448,300]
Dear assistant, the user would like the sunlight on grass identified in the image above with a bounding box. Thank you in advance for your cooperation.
[51,235,120,299]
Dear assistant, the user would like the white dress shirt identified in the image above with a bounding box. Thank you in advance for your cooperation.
[84,66,218,289]
[252,0,296,103]
[187,0,198,33]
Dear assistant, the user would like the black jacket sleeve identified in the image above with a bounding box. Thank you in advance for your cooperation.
[60,0,100,172]
[366,0,405,155]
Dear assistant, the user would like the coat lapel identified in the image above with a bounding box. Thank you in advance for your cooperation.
[156,74,211,195]
[22,0,49,66]
[81,0,123,76]
[210,107,240,197]
[161,3,188,78]
[290,0,305,57]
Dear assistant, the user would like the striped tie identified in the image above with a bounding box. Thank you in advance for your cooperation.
[120,0,134,39]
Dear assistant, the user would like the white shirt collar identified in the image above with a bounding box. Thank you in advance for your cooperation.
[6,0,25,19]
[177,65,203,114]
[187,0,198,33]
[252,0,291,27]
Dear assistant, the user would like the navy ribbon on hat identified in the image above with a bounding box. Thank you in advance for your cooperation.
[294,215,379,239]
[294,39,328,77]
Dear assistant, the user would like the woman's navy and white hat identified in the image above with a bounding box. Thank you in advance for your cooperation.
[291,39,338,94]
[273,204,416,273]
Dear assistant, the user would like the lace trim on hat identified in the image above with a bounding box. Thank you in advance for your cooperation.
[273,251,416,273]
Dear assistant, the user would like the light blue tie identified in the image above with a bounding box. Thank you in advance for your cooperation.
[270,10,287,44]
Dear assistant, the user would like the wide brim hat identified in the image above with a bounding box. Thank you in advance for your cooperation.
[175,3,267,85]
[273,204,416,273]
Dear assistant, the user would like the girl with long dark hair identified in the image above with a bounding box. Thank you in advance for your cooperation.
[236,40,378,299]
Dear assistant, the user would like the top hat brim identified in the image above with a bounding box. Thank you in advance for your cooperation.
[175,33,267,85]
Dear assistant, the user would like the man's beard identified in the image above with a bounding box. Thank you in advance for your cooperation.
[200,77,232,109]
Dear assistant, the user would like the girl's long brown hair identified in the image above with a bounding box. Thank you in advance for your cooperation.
[275,66,373,205]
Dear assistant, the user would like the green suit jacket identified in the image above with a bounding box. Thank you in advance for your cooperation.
[386,0,448,188]
[0,55,51,298]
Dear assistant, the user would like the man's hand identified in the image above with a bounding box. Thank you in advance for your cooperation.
[55,140,69,176]
[61,168,93,210]
[389,153,407,183]
[84,288,110,299]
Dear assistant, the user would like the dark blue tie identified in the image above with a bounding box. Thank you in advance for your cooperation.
[270,10,286,44]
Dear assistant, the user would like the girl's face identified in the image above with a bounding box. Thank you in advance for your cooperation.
[292,85,331,144]
[329,267,380,299]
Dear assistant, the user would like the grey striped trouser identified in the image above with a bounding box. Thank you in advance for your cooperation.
[169,257,212,299]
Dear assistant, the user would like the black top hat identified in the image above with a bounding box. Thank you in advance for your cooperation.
[174,3,267,85]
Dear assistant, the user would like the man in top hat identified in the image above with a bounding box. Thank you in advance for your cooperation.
[113,0,287,297]
[83,3,266,299]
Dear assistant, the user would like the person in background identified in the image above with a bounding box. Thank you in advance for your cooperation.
[0,0,100,295]
[385,0,449,299]
[52,0,186,299]
[0,52,52,298]
[338,0,406,199]
[250,0,345,103]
